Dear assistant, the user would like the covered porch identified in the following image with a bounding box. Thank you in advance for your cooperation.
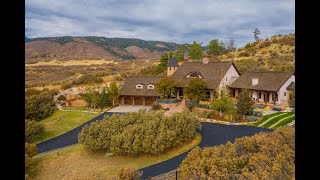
[230,88,279,105]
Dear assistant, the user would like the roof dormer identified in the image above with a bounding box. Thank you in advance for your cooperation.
[136,84,144,89]
[186,72,204,78]
[147,84,155,89]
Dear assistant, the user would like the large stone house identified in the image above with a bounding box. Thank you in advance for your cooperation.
[228,71,295,105]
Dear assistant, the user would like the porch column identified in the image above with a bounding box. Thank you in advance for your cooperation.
[177,90,180,100]
[143,97,146,106]
[121,97,124,105]
[132,97,135,106]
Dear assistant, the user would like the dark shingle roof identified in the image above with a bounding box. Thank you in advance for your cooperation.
[120,76,163,96]
[171,61,234,89]
[168,57,179,67]
[228,71,294,92]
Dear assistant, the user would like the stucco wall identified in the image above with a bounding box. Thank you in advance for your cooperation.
[218,65,240,92]
[277,75,295,104]
[252,91,258,101]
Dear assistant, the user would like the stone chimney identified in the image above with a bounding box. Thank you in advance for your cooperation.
[252,78,258,85]
[202,57,209,64]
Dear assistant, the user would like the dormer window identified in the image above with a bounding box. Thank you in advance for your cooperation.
[136,84,144,89]
[186,72,204,78]
[147,84,155,89]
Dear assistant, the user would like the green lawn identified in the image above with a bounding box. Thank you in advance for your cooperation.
[251,112,282,126]
[272,116,295,129]
[29,133,202,179]
[33,110,101,143]
[261,112,294,128]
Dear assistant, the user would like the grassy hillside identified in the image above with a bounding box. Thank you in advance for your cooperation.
[26,36,180,61]
[220,33,295,73]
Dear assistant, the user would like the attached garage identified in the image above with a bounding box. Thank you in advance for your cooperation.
[123,97,132,105]
[145,97,156,105]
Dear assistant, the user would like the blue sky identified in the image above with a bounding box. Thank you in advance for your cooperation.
[25,0,295,47]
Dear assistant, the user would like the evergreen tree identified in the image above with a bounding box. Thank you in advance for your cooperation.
[236,89,255,120]
[188,41,203,60]
[253,28,261,42]
[98,87,110,110]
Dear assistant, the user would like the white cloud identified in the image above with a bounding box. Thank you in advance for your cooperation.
[25,0,295,47]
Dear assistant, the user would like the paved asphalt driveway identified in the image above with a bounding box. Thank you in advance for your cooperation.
[139,122,271,179]
[36,112,123,154]
[36,111,271,179]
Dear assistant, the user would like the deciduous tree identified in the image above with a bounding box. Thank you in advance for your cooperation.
[183,78,208,102]
[108,82,120,106]
[155,77,178,99]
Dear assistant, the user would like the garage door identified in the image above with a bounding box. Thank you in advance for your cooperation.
[124,97,132,105]
[145,97,155,105]
[134,97,143,105]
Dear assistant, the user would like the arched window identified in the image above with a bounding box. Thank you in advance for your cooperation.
[136,84,144,89]
[147,84,155,89]
[186,72,203,78]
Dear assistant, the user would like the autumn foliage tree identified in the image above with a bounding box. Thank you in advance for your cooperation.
[179,127,295,179]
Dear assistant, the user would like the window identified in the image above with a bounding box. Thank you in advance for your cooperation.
[147,84,154,89]
[226,77,228,81]
[136,84,143,89]
[169,67,171,70]
[187,72,203,78]
[259,93,261,99]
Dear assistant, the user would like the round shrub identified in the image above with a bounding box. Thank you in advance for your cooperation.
[78,110,201,156]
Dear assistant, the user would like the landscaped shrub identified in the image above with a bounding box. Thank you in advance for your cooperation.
[25,120,45,142]
[179,127,295,179]
[151,103,162,110]
[25,142,37,172]
[117,167,142,180]
[78,110,201,156]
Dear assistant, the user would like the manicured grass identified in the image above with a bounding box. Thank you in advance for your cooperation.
[251,112,282,126]
[262,112,294,128]
[30,133,202,179]
[33,110,101,143]
[62,106,92,111]
[272,116,295,129]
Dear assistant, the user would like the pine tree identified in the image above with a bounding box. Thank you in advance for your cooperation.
[253,28,261,42]
[188,41,203,60]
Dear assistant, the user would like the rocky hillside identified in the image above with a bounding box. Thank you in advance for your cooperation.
[220,33,295,73]
[25,36,180,62]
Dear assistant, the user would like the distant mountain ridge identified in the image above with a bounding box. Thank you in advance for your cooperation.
[25,36,181,61]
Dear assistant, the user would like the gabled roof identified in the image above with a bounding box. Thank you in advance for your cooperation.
[120,76,163,96]
[168,57,179,67]
[286,82,295,90]
[228,71,294,92]
[171,61,235,89]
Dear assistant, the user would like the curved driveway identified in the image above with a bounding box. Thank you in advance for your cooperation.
[36,112,124,154]
[140,122,271,179]
[36,113,271,179]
